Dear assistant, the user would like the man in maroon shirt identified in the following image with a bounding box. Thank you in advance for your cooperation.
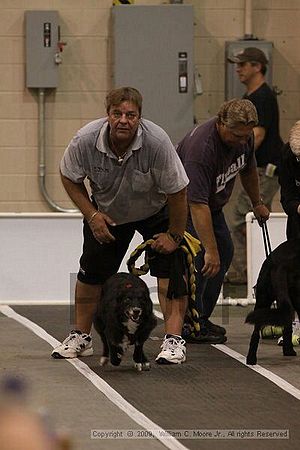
[177,99,270,343]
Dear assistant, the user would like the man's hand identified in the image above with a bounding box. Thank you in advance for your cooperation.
[253,204,270,226]
[201,248,220,278]
[88,211,116,244]
[151,232,179,254]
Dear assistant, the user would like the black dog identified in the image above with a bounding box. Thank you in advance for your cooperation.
[93,272,157,371]
[245,238,300,365]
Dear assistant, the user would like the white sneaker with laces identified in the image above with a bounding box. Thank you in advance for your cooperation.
[51,330,93,359]
[155,335,186,365]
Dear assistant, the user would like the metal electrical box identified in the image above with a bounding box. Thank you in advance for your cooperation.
[113,5,194,144]
[25,10,59,88]
[225,40,273,100]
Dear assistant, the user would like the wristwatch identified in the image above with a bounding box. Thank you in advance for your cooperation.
[168,231,183,245]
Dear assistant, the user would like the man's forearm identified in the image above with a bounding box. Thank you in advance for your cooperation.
[60,174,95,220]
[167,188,188,238]
[189,202,218,251]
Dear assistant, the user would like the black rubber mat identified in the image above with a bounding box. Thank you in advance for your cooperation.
[11,306,300,449]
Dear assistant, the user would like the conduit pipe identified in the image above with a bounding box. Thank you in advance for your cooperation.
[244,0,256,39]
[38,88,78,213]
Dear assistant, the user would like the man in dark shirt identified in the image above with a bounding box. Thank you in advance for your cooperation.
[279,120,300,239]
[177,99,270,343]
[227,47,283,283]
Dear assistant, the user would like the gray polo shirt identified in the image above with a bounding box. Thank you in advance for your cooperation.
[60,118,189,225]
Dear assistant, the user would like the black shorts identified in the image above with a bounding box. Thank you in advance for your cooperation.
[77,206,185,284]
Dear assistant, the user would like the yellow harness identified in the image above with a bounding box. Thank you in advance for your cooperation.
[127,231,202,336]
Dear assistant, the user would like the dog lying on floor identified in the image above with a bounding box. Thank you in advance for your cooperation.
[245,238,300,365]
[93,272,157,371]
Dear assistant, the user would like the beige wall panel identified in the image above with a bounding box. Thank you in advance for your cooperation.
[254,10,300,37]
[194,37,225,65]
[24,175,74,207]
[61,9,110,37]
[24,121,38,147]
[43,146,65,174]
[55,64,109,93]
[279,92,300,119]
[272,64,300,92]
[65,37,109,66]
[79,65,110,92]
[45,174,72,201]
[194,10,244,37]
[46,119,82,146]
[0,147,36,175]
[79,92,106,119]
[0,10,24,36]
[53,0,112,8]
[273,38,300,66]
[0,121,27,146]
[0,65,24,91]
[0,202,46,212]
[0,175,26,201]
[195,92,225,121]
[0,37,23,64]
[58,65,81,92]
[0,92,37,119]
[195,65,225,92]
[0,1,300,212]
[255,0,300,8]
[44,93,82,119]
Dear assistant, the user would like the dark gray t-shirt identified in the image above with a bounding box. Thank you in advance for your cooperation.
[60,118,189,224]
[177,117,256,212]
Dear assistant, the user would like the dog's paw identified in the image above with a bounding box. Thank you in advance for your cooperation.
[134,362,151,372]
[246,355,257,365]
[99,356,109,366]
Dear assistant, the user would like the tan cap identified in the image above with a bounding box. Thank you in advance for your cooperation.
[289,120,300,157]
[218,98,258,128]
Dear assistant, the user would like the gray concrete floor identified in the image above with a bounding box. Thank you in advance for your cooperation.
[1,302,300,450]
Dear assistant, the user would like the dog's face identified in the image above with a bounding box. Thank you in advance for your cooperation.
[123,297,143,322]
[120,293,151,324]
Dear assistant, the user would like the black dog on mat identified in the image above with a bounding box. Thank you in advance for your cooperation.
[245,238,300,365]
[93,272,157,371]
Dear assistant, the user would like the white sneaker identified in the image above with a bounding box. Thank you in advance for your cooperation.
[155,335,186,365]
[51,330,93,359]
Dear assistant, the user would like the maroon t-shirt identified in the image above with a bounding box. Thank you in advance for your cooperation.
[177,118,256,212]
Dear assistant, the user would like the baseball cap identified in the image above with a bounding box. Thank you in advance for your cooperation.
[227,47,268,65]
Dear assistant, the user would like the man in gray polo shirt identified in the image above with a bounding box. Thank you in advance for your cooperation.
[52,87,189,365]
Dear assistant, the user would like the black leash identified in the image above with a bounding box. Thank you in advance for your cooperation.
[261,221,272,257]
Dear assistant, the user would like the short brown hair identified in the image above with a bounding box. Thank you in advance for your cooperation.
[217,98,258,128]
[105,87,143,115]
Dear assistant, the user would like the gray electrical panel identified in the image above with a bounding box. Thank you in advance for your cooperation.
[25,10,59,88]
[225,40,273,100]
[113,5,194,144]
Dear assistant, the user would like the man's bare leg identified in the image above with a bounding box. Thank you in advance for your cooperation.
[74,280,102,333]
[157,278,187,335]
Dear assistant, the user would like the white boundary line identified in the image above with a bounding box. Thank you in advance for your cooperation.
[212,344,300,401]
[0,305,187,450]
[153,311,300,401]
[155,310,300,400]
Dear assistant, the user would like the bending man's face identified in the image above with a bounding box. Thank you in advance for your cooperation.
[218,122,254,148]
[108,101,140,143]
